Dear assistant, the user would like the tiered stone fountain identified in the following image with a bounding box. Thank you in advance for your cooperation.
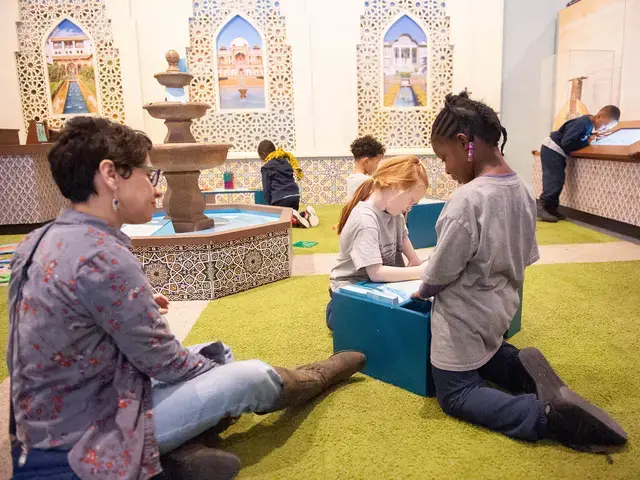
[144,50,231,233]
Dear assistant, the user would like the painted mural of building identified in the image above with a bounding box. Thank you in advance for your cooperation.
[383,34,427,75]
[45,30,93,77]
[217,37,264,78]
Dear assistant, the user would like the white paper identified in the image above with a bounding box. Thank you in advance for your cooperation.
[339,279,423,304]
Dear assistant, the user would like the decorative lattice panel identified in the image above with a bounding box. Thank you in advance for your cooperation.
[0,153,69,225]
[357,0,453,149]
[187,0,295,153]
[14,0,125,130]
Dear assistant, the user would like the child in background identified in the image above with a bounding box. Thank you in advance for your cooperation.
[326,156,427,330]
[259,140,319,228]
[414,91,626,453]
[538,106,620,222]
[346,135,386,201]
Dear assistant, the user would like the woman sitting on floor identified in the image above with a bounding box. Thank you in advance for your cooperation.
[7,117,365,480]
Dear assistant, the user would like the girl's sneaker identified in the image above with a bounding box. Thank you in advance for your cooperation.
[306,206,319,227]
[292,209,311,228]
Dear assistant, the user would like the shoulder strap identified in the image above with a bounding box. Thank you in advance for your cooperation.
[9,222,55,437]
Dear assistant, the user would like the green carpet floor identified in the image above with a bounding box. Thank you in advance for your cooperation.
[0,234,27,245]
[184,261,640,479]
[0,292,7,379]
[293,205,617,255]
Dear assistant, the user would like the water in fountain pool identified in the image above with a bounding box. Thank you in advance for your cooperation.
[122,208,280,237]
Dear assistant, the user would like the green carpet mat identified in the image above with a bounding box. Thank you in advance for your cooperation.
[535,220,617,246]
[292,205,343,255]
[0,291,8,379]
[0,234,27,245]
[184,261,639,479]
[293,205,617,255]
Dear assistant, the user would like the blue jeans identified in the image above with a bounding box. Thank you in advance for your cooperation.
[12,343,283,477]
[540,145,567,212]
[153,343,283,454]
[432,343,548,442]
[326,298,334,330]
[11,445,80,479]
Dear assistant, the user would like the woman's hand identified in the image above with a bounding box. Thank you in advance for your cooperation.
[154,293,169,315]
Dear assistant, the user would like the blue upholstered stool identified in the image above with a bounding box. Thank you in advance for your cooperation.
[406,199,446,249]
[332,290,436,397]
[331,286,524,397]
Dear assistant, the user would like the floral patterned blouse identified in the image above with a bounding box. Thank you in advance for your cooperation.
[8,209,217,479]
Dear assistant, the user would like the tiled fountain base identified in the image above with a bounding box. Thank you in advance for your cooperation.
[132,229,291,301]
[128,204,292,301]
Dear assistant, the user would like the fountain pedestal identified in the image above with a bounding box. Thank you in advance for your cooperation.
[143,50,231,233]
[163,171,214,232]
[163,120,196,143]
[148,143,230,233]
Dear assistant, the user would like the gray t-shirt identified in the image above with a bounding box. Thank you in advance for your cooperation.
[330,202,407,291]
[346,173,370,200]
[423,173,539,371]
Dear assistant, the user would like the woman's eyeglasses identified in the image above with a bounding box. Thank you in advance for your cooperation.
[139,165,162,187]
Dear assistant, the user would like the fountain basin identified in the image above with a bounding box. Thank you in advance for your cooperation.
[154,71,194,89]
[150,143,231,172]
[126,204,292,300]
[143,102,210,121]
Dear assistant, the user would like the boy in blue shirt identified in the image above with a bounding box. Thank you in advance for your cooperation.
[538,106,620,222]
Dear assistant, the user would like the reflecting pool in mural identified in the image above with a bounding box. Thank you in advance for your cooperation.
[45,19,98,115]
[217,15,266,110]
[383,15,428,108]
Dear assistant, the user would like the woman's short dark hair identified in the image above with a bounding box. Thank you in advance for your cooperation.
[48,116,152,203]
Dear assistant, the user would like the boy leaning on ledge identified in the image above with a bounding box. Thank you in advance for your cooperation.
[538,106,620,223]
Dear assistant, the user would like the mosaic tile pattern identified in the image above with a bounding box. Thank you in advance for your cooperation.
[211,229,290,299]
[156,155,456,207]
[187,0,295,153]
[14,0,125,129]
[532,155,640,227]
[131,229,290,301]
[357,0,454,149]
[0,153,68,225]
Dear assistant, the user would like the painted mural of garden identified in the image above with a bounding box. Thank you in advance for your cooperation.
[383,15,429,108]
[46,19,98,115]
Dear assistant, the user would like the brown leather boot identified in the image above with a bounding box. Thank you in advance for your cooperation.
[161,441,241,480]
[269,351,366,410]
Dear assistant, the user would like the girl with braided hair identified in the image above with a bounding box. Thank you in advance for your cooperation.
[413,91,626,455]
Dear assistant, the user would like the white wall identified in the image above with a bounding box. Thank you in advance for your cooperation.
[619,0,640,118]
[501,0,566,185]
[1,0,504,157]
[0,0,26,142]
[554,0,626,116]
[449,0,504,113]
[285,0,505,157]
